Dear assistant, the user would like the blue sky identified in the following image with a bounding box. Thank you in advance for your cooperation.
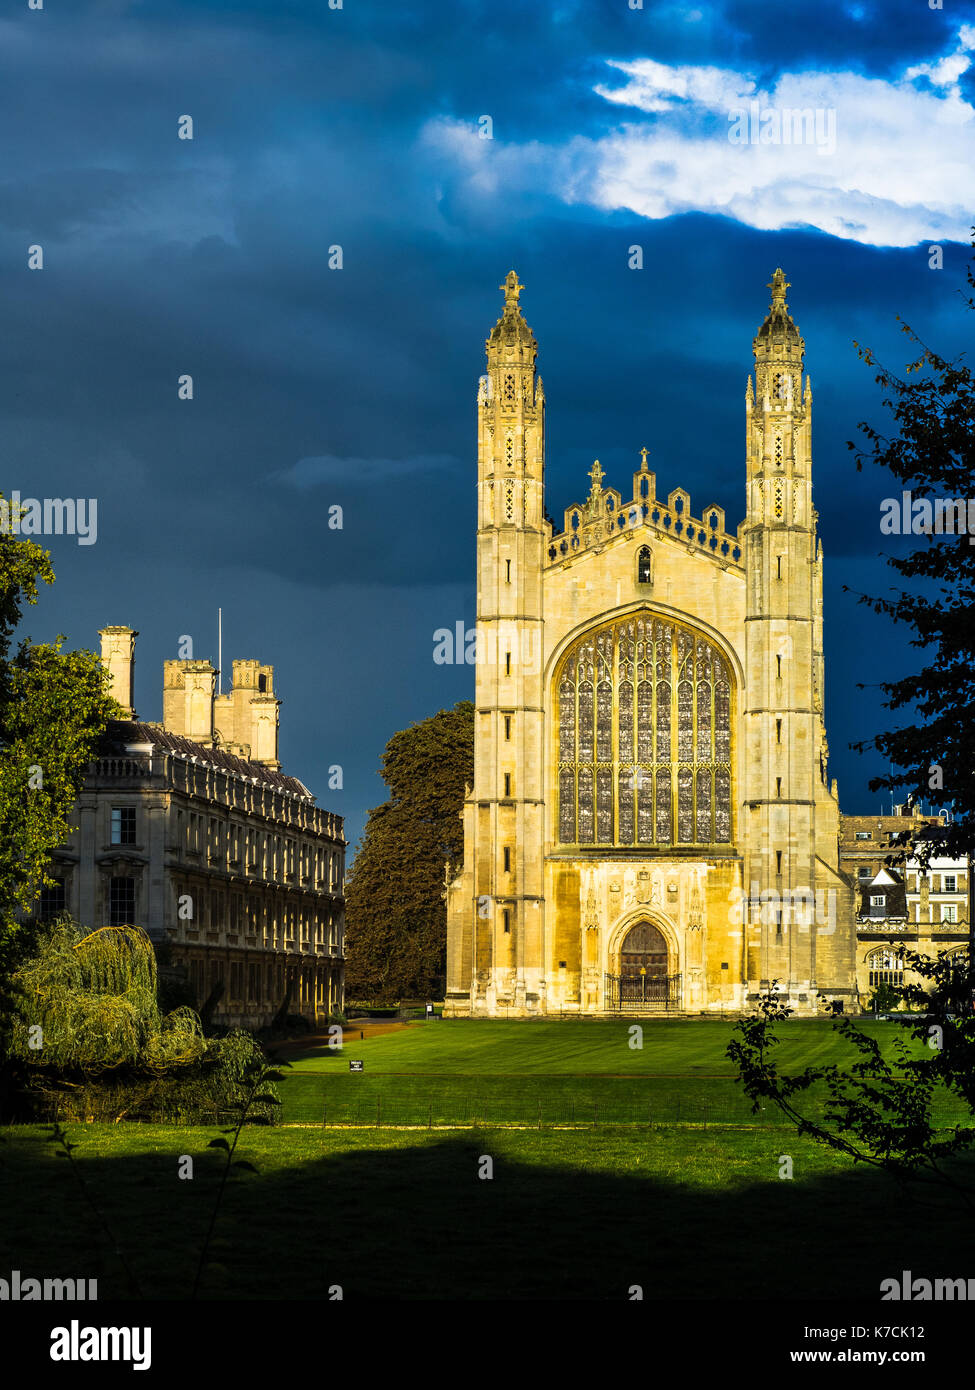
[3,0,974,849]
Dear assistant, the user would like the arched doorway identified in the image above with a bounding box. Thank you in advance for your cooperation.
[607,920,681,1010]
[621,921,668,975]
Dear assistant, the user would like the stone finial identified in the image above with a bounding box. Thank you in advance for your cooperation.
[639,446,650,470]
[501,269,524,306]
[767,268,791,309]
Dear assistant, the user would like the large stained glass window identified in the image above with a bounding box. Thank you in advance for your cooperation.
[556,616,733,847]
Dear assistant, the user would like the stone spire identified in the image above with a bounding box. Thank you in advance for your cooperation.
[487,270,537,353]
[754,267,804,355]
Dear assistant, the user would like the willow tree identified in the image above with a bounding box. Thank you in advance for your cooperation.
[345,702,474,1001]
[8,920,206,1074]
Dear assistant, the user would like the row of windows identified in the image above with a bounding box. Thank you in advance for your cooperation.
[858,866,963,893]
[866,894,960,923]
[179,810,342,890]
[186,957,332,1006]
[180,883,340,942]
[105,802,343,890]
[37,875,343,939]
[867,946,966,989]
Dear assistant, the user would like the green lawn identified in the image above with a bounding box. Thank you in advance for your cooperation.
[1,1018,965,1301]
[277,1017,946,1126]
[1,1121,969,1300]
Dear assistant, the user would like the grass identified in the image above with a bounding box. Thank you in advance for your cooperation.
[277,1017,953,1127]
[2,1121,972,1300]
[2,1018,968,1300]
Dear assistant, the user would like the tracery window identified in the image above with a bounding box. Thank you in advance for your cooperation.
[557,616,733,847]
[867,947,903,989]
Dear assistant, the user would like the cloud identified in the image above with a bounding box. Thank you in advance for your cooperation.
[420,27,975,247]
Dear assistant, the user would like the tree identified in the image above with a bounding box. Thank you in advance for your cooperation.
[846,239,975,880]
[0,511,118,990]
[726,250,975,1201]
[729,969,975,1211]
[345,702,474,1001]
[868,978,902,1015]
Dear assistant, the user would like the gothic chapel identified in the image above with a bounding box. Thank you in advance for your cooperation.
[445,270,856,1017]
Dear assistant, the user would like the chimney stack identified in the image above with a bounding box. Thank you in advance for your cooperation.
[99,626,138,720]
[163,659,216,745]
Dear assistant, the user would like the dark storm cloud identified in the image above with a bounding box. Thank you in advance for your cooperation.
[1,0,971,842]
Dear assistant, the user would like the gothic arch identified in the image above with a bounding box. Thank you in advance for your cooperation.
[607,907,680,976]
[552,611,736,848]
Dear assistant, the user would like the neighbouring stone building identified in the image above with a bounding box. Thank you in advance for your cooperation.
[42,626,346,1028]
[838,806,970,1007]
[445,269,857,1018]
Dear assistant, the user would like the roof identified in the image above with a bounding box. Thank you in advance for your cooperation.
[99,720,314,799]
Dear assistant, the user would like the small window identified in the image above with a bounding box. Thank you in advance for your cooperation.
[775,777,782,797]
[855,831,872,841]
[943,875,957,893]
[109,876,136,927]
[505,559,511,583]
[503,846,511,872]
[504,716,511,741]
[870,895,885,907]
[776,655,782,678]
[776,850,782,874]
[775,719,782,743]
[637,546,652,584]
[504,773,511,798]
[505,652,511,676]
[111,807,136,845]
[503,909,510,934]
[38,880,66,920]
[942,905,958,923]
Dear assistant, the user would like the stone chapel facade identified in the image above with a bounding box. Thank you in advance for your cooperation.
[445,269,857,1018]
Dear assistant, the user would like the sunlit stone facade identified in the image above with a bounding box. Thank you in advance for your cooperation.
[46,629,345,1029]
[445,270,856,1017]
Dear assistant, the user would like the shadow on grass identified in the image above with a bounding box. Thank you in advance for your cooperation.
[0,1126,971,1300]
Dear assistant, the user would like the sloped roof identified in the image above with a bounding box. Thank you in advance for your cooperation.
[99,720,314,799]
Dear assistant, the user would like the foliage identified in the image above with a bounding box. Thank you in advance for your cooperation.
[193,1049,289,1298]
[345,701,474,1001]
[846,241,975,864]
[7,920,205,1074]
[728,964,975,1210]
[0,514,117,989]
[47,1120,143,1296]
[869,980,902,1014]
[5,919,279,1124]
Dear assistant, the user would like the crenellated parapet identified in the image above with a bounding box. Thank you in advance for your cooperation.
[546,454,743,570]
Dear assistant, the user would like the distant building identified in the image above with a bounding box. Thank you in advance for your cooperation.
[44,626,345,1029]
[839,807,969,1007]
